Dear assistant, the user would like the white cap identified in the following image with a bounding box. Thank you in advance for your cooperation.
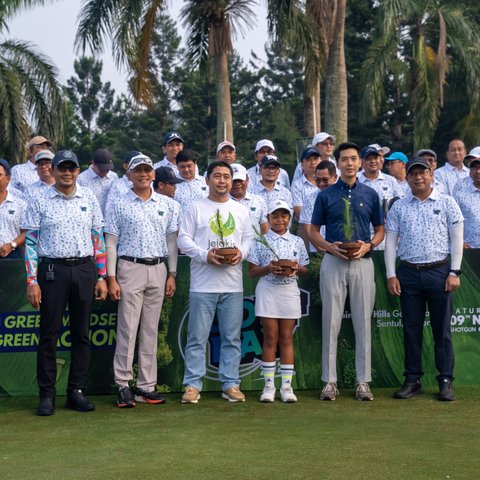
[368,143,391,155]
[35,149,54,163]
[465,146,480,161]
[127,154,153,172]
[255,139,275,152]
[231,163,247,181]
[267,199,292,215]
[312,132,336,146]
[216,140,236,154]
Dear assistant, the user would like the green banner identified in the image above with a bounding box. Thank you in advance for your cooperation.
[1,251,480,396]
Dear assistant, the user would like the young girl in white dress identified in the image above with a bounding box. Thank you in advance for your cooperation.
[247,199,309,402]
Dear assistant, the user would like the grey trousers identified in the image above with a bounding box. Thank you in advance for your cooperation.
[319,254,375,383]
[113,259,167,391]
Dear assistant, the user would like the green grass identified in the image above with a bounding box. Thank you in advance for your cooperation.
[2,387,480,480]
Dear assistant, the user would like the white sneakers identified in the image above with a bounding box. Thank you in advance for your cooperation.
[260,383,297,403]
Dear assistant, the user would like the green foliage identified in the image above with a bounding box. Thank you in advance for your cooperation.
[210,210,235,244]
[252,226,279,260]
[342,198,355,242]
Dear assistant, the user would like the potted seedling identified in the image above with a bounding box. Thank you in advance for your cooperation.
[253,226,297,276]
[340,198,361,259]
[209,209,238,264]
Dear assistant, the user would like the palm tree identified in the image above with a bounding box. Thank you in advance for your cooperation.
[361,0,480,150]
[0,2,64,164]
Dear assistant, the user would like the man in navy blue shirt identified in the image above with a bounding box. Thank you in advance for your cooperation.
[309,142,384,401]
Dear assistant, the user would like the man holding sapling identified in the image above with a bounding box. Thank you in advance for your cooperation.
[309,142,384,401]
[177,160,253,404]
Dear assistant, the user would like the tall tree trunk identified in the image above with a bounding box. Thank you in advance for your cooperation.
[324,0,347,142]
[304,79,321,137]
[214,52,233,144]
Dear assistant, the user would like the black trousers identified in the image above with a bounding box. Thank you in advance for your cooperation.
[397,262,454,383]
[37,260,96,398]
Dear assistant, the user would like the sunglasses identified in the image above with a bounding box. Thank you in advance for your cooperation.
[56,164,78,172]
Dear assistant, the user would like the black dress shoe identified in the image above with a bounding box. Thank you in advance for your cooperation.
[438,379,456,401]
[393,381,423,399]
[36,397,55,416]
[65,389,96,412]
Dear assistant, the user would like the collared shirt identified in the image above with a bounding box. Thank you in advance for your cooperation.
[386,188,464,263]
[22,184,104,258]
[104,175,132,216]
[77,165,118,214]
[251,182,293,210]
[434,162,470,196]
[311,178,384,243]
[246,164,290,190]
[174,175,208,210]
[0,191,26,245]
[229,191,268,232]
[105,189,180,258]
[357,171,402,203]
[453,177,480,248]
[10,161,38,192]
[23,180,54,201]
[395,179,410,198]
[291,174,318,209]
[247,229,309,285]
[299,189,319,225]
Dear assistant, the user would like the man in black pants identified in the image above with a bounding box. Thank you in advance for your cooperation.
[385,157,464,401]
[23,150,108,416]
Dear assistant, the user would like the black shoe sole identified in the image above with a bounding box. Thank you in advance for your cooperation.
[394,389,424,399]
[65,401,96,412]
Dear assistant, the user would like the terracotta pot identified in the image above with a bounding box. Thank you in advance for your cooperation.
[272,259,297,276]
[339,241,362,259]
[217,247,238,265]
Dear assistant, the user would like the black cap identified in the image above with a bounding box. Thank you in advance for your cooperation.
[154,167,185,185]
[260,155,280,168]
[406,156,430,174]
[52,150,79,168]
[0,158,11,175]
[93,148,113,171]
[301,147,321,161]
[123,150,141,164]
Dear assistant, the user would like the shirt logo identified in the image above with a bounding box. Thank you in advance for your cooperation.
[8,210,15,215]
[250,207,256,212]
[158,210,164,216]
[80,206,87,212]
[434,209,440,215]
[202,186,207,191]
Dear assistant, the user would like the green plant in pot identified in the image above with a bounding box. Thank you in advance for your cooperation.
[209,209,238,264]
[253,226,297,276]
[340,198,361,259]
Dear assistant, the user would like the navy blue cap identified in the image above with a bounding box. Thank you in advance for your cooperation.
[52,150,79,168]
[163,131,184,145]
[154,167,185,185]
[123,150,142,164]
[0,158,11,175]
[301,147,321,161]
[260,155,280,168]
[406,156,430,173]
[360,146,380,159]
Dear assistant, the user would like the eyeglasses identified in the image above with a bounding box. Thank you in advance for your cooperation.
[314,176,332,184]
[56,164,78,172]
[407,169,430,178]
[263,165,279,171]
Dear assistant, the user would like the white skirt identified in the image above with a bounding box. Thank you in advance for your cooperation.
[254,277,301,319]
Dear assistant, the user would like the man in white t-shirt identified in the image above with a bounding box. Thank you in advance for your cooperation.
[178,160,253,404]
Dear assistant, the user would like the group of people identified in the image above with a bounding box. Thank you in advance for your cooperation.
[0,131,478,416]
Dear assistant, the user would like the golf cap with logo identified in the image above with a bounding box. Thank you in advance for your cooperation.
[93,149,114,171]
[406,156,430,174]
[260,155,281,168]
[35,150,54,164]
[216,141,236,154]
[127,154,153,172]
[255,139,275,152]
[464,146,480,162]
[385,152,409,163]
[154,166,185,184]
[301,147,321,161]
[52,150,79,168]
[415,149,437,160]
[163,131,184,145]
[268,199,292,215]
[360,146,380,159]
[368,143,391,155]
[231,163,247,181]
[27,136,53,149]
[312,132,336,146]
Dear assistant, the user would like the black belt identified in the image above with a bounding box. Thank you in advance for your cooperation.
[40,256,93,266]
[120,256,165,266]
[400,258,448,271]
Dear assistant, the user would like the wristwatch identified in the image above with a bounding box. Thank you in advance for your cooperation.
[168,271,177,278]
[449,269,462,276]
[369,242,375,251]
[97,274,107,281]
[10,241,17,250]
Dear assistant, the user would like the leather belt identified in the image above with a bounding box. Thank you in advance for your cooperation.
[40,256,93,266]
[120,256,165,266]
[400,258,448,271]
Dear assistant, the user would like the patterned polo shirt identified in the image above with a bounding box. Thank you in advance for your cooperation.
[105,189,180,258]
[174,176,208,210]
[10,161,38,192]
[291,175,318,208]
[22,185,104,258]
[453,177,480,248]
[434,162,470,196]
[0,191,26,245]
[23,180,54,201]
[247,229,309,285]
[77,165,119,214]
[251,182,293,210]
[386,188,464,263]
[104,175,132,216]
[229,191,268,231]
[246,164,290,190]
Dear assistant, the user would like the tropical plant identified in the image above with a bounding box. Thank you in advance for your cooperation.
[342,197,355,242]
[210,209,235,247]
[0,1,65,164]
[252,225,279,260]
[361,0,480,150]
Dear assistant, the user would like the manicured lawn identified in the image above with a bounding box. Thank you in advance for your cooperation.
[2,387,480,480]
